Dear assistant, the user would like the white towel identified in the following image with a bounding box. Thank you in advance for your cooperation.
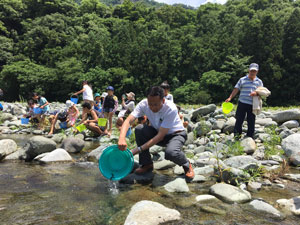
[253,87,271,115]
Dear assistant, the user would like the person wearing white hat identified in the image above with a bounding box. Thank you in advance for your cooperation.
[225,63,263,139]
[116,92,135,130]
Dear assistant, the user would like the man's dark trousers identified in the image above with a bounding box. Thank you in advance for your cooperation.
[135,124,189,168]
[234,101,255,138]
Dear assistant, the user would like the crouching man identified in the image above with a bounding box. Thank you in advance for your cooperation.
[118,86,194,179]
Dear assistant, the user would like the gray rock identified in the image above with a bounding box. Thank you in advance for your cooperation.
[34,148,73,162]
[195,158,226,168]
[87,145,108,162]
[120,170,154,185]
[249,200,281,217]
[24,136,57,161]
[280,129,294,139]
[258,133,271,142]
[224,156,260,170]
[124,200,180,225]
[240,137,256,154]
[276,196,300,216]
[192,175,208,183]
[191,104,217,121]
[60,137,85,153]
[11,106,26,116]
[212,120,225,130]
[283,174,300,183]
[195,194,218,202]
[74,133,85,140]
[282,134,300,166]
[185,132,194,145]
[199,206,226,215]
[194,146,206,154]
[51,133,66,144]
[173,165,184,175]
[216,167,250,185]
[282,120,299,129]
[256,118,278,126]
[209,183,251,203]
[247,181,262,192]
[4,148,26,160]
[222,117,236,134]
[195,151,213,159]
[154,160,175,170]
[149,145,164,154]
[0,113,14,121]
[32,130,44,135]
[164,178,189,193]
[194,121,212,136]
[0,139,18,160]
[270,109,300,123]
[194,166,214,176]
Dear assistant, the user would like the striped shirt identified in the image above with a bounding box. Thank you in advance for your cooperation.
[235,75,263,105]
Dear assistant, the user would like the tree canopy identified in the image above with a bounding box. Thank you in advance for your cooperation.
[0,0,299,105]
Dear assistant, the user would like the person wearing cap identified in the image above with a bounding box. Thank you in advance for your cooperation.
[118,86,194,179]
[73,80,94,106]
[48,100,80,135]
[100,92,108,105]
[116,92,135,130]
[160,81,174,103]
[102,86,118,136]
[94,93,102,112]
[225,63,263,139]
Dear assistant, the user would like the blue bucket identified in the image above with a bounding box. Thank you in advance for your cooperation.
[33,107,42,114]
[126,126,132,137]
[59,121,68,129]
[0,103,3,111]
[99,145,134,181]
[21,118,29,124]
[70,97,78,104]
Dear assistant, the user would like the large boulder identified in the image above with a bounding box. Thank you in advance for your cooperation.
[0,139,18,160]
[60,137,85,153]
[212,120,225,130]
[11,105,26,116]
[34,148,73,163]
[282,120,299,129]
[24,136,57,161]
[124,200,180,225]
[164,178,189,193]
[191,104,216,121]
[209,183,251,203]
[0,113,14,121]
[222,117,236,134]
[256,118,278,127]
[282,134,300,166]
[270,109,300,123]
[87,145,108,162]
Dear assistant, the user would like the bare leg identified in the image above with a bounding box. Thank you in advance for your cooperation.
[86,122,106,136]
[108,112,114,136]
[116,117,124,131]
[48,115,58,135]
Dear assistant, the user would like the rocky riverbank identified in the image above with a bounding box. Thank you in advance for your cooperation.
[1,102,300,224]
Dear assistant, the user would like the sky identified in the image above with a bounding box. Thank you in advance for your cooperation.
[154,0,226,8]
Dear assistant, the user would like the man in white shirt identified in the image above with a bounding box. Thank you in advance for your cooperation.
[118,86,194,179]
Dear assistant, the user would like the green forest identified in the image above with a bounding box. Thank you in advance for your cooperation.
[1,0,300,105]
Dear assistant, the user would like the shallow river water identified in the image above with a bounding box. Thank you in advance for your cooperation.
[0,135,300,224]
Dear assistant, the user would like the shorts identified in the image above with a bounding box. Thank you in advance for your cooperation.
[103,108,114,113]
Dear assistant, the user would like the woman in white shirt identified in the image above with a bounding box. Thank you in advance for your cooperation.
[73,80,94,106]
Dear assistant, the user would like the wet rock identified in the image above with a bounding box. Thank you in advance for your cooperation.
[283,174,300,183]
[191,104,216,121]
[240,137,256,154]
[192,175,207,183]
[194,166,214,176]
[0,139,18,160]
[209,183,251,203]
[282,134,300,166]
[24,136,57,161]
[199,206,226,215]
[282,120,299,129]
[34,148,73,162]
[195,194,218,203]
[224,156,260,170]
[154,160,175,170]
[164,178,189,193]
[87,145,108,162]
[120,171,154,185]
[124,200,180,225]
[247,181,262,192]
[276,196,300,216]
[216,167,250,185]
[60,137,85,153]
[51,133,66,144]
[249,200,281,218]
[270,109,300,123]
[4,148,26,160]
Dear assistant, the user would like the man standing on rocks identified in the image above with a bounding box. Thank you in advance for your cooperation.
[118,86,194,179]
[225,63,263,139]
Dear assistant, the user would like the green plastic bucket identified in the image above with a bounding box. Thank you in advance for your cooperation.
[98,118,107,127]
[99,145,134,181]
[222,102,234,114]
[76,124,86,132]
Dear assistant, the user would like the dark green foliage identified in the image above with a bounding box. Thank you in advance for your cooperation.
[0,0,299,105]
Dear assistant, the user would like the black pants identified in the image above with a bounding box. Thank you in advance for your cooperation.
[234,101,256,138]
[135,124,189,169]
